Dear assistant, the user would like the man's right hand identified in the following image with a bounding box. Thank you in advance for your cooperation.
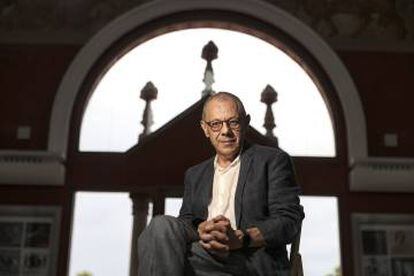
[197,215,231,253]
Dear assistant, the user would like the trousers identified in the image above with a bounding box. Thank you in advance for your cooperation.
[137,215,290,276]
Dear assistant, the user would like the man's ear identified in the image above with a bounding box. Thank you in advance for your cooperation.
[245,114,251,126]
[200,121,210,138]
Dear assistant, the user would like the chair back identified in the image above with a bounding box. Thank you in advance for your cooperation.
[289,225,303,276]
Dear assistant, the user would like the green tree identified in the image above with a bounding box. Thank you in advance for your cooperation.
[77,271,93,276]
[325,266,341,276]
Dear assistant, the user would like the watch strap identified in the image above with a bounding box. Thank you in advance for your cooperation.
[242,229,251,249]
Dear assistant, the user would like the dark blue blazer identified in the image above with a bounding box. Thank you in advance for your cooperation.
[179,144,304,270]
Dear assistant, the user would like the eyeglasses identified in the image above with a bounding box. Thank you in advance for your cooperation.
[203,119,242,132]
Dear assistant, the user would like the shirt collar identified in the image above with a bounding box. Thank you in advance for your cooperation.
[214,154,241,173]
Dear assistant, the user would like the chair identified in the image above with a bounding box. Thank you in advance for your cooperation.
[289,225,304,276]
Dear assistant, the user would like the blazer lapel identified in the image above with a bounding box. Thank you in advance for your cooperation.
[199,159,214,219]
[235,147,253,228]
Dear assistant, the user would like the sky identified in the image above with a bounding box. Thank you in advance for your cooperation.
[69,193,133,276]
[69,28,340,276]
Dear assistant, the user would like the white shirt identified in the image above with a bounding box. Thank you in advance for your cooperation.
[207,155,241,229]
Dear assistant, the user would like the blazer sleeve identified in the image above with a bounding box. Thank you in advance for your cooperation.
[252,150,304,248]
[178,168,204,230]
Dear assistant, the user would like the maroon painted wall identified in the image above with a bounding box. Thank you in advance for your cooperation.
[0,45,79,150]
[338,51,414,157]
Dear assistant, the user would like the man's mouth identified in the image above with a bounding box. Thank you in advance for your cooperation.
[220,140,236,145]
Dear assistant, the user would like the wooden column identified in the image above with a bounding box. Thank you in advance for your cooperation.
[129,193,150,276]
[151,192,165,217]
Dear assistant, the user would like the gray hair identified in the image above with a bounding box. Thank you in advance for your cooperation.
[202,92,247,120]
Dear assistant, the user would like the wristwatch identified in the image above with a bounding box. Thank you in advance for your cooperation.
[242,229,251,249]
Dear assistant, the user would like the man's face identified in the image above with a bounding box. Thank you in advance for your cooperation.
[201,98,248,160]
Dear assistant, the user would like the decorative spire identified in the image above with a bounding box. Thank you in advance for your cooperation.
[261,84,278,143]
[201,41,218,97]
[139,81,158,142]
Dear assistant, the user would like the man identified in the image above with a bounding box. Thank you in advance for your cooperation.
[138,92,304,275]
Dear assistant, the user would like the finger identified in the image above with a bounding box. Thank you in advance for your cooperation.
[197,222,207,235]
[205,222,219,232]
[200,221,216,233]
[205,221,230,233]
[205,225,224,234]
[216,220,231,230]
[209,240,229,252]
[199,220,213,230]
[210,222,230,233]
[210,230,228,242]
[199,240,212,250]
[199,233,214,242]
[213,215,229,223]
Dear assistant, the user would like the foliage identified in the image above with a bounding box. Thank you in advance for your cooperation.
[77,271,93,276]
[325,266,341,276]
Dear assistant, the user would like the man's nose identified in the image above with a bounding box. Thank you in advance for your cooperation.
[221,122,233,135]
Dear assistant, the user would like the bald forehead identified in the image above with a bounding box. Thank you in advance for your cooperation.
[203,96,239,120]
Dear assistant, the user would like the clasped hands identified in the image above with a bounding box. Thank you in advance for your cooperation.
[197,215,243,256]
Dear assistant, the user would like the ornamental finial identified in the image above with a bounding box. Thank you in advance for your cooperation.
[139,81,158,141]
[261,84,278,144]
[201,41,218,97]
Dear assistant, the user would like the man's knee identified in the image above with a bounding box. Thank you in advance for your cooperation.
[138,215,186,255]
[141,215,181,238]
[150,215,180,228]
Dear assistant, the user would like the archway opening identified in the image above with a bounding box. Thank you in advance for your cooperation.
[79,27,336,157]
